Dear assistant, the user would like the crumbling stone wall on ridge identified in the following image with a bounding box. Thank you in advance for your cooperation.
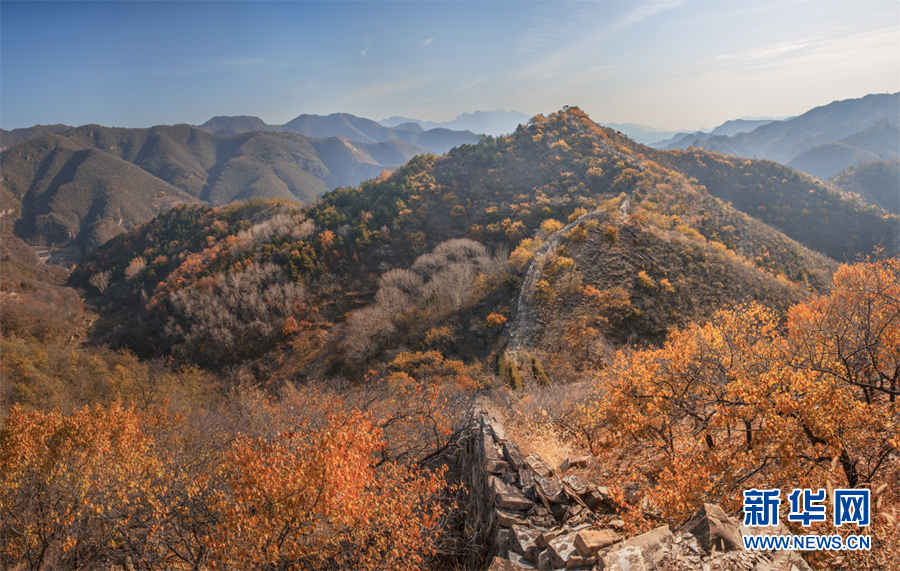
[457,409,814,571]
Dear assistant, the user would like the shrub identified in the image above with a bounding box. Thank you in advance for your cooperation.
[636,270,655,289]
[540,218,563,234]
[531,355,551,386]
[534,280,554,304]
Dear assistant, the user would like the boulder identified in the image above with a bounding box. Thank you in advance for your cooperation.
[503,440,528,472]
[546,532,579,569]
[492,476,536,511]
[484,435,503,462]
[484,416,507,443]
[623,524,674,564]
[526,454,555,478]
[493,528,512,558]
[496,507,528,527]
[582,486,615,513]
[487,458,509,474]
[535,474,566,503]
[509,525,542,555]
[602,544,648,571]
[561,474,595,496]
[574,529,623,557]
[680,503,743,553]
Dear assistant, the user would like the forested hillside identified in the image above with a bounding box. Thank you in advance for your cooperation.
[830,159,900,212]
[67,108,862,380]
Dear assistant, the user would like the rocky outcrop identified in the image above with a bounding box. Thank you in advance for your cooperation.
[460,409,814,571]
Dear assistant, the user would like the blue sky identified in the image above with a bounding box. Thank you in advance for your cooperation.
[1,1,898,131]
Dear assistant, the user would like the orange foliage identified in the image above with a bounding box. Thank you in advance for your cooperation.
[485,313,508,328]
[282,316,300,335]
[581,258,899,565]
[0,402,170,568]
[0,389,451,571]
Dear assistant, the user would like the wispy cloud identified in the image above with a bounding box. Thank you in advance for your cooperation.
[611,0,685,32]
[509,1,685,83]
[517,19,567,53]
[701,25,899,74]
[716,39,817,62]
[421,38,434,46]
[178,56,267,68]
[361,34,371,59]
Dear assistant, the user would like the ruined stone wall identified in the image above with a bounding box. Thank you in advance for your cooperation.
[457,409,814,571]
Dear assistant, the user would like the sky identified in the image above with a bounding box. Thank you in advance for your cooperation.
[1,1,898,132]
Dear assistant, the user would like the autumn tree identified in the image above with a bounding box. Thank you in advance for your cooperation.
[89,270,111,293]
[786,255,900,404]
[0,402,168,569]
[578,258,899,554]
[342,239,508,364]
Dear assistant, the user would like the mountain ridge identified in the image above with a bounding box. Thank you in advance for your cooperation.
[200,112,481,155]
[0,124,426,259]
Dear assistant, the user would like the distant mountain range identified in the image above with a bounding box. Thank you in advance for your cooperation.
[650,118,783,149]
[198,112,480,155]
[379,110,531,137]
[0,124,73,150]
[653,93,899,179]
[76,107,897,378]
[786,119,899,179]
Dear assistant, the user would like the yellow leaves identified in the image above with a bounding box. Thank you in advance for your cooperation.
[509,237,542,271]
[540,218,563,235]
[0,400,177,567]
[636,270,655,290]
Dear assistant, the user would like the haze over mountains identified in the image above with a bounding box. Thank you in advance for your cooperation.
[379,110,531,137]
[655,92,900,179]
[649,118,782,148]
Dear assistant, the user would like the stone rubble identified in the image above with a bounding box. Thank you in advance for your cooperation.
[462,410,815,571]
